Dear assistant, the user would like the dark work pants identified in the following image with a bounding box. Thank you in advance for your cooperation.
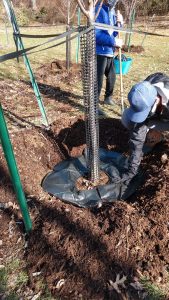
[97,55,116,100]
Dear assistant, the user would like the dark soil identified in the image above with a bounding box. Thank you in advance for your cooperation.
[0,60,169,300]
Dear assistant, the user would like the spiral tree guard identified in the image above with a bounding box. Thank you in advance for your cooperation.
[80,27,100,183]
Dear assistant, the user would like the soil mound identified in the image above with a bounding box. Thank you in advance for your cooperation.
[123,45,145,53]
[36,58,81,84]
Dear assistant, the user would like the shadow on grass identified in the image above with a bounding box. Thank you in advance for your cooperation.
[4,109,42,129]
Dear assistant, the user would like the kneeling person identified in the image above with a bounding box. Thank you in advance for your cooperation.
[121,72,169,184]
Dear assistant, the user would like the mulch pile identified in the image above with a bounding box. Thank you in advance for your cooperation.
[122,45,145,53]
[36,59,81,84]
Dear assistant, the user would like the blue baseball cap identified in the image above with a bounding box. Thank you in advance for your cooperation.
[127,81,157,123]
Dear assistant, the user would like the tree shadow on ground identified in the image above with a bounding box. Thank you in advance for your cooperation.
[4,109,41,129]
[0,164,16,194]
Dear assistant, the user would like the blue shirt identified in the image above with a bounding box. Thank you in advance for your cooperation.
[95,4,118,56]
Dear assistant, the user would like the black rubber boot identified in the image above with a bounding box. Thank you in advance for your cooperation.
[98,108,107,117]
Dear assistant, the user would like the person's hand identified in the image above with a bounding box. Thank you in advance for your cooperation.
[115,37,123,48]
[119,172,134,199]
[112,172,134,185]
[116,10,124,26]
[150,96,161,114]
[112,175,122,184]
[121,172,134,185]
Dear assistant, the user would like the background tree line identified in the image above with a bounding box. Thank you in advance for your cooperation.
[8,0,169,26]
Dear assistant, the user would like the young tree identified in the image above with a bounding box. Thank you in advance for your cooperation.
[145,0,169,15]
[76,0,102,23]
[120,0,145,47]
[31,0,37,10]
[58,0,77,70]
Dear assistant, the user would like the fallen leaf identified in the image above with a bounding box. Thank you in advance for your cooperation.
[109,274,127,294]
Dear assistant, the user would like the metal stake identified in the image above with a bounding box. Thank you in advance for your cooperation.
[0,103,32,232]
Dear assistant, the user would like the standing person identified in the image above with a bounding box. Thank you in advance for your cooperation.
[95,0,123,107]
[121,72,169,187]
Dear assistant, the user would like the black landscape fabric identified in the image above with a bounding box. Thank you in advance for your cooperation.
[42,148,143,208]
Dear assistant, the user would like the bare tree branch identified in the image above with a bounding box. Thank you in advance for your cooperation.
[57,0,78,23]
[94,0,100,5]
[58,7,67,20]
[121,0,145,22]
[94,0,103,20]
[76,0,89,18]
[70,3,78,20]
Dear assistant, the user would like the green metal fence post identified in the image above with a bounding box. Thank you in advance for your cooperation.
[3,0,49,127]
[0,104,32,232]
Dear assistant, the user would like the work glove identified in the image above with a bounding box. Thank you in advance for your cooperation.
[111,174,122,184]
[116,10,124,25]
[115,37,123,48]
[121,172,134,185]
[118,173,134,200]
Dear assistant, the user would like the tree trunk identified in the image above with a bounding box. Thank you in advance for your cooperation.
[31,0,37,11]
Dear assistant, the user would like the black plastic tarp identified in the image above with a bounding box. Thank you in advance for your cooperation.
[42,148,143,208]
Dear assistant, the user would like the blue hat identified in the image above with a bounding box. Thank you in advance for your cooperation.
[127,81,157,123]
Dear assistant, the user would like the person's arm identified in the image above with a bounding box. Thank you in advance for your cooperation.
[113,10,123,37]
[122,123,148,182]
[95,8,116,46]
